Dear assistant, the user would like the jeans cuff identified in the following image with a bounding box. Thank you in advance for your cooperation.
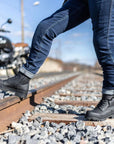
[102,88,114,95]
[19,67,34,79]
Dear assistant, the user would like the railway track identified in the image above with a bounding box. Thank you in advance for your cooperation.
[0,72,114,144]
[0,72,79,132]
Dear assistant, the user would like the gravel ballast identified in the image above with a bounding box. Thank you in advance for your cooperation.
[0,72,114,144]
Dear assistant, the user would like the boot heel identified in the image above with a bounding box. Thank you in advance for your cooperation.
[15,91,27,100]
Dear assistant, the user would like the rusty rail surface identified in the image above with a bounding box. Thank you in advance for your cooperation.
[0,74,79,132]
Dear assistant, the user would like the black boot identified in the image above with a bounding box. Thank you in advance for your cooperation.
[0,72,30,99]
[85,94,114,121]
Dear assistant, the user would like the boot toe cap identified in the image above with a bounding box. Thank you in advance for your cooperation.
[85,110,106,121]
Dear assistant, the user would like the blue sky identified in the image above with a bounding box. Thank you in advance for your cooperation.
[0,0,97,66]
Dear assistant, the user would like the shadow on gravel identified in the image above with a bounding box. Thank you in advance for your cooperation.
[74,114,86,121]
[32,102,82,116]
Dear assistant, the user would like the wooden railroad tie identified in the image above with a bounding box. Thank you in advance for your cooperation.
[29,113,114,127]
[59,93,101,97]
[55,100,98,107]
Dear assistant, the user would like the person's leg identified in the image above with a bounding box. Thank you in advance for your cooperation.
[86,0,114,120]
[0,0,90,99]
[20,0,90,78]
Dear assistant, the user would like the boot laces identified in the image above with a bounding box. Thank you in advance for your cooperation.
[97,99,108,110]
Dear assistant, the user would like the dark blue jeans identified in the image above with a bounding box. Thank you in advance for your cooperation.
[20,0,114,94]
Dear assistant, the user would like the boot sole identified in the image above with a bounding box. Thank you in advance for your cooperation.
[0,85,27,100]
[86,114,114,121]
